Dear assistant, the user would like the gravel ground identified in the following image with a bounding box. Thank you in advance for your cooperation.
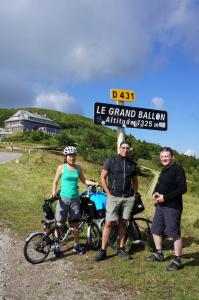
[0,226,134,300]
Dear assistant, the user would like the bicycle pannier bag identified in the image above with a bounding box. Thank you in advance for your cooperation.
[87,200,97,218]
[96,209,106,219]
[80,195,97,218]
[80,194,89,216]
[90,192,106,219]
[43,202,54,220]
[132,192,145,215]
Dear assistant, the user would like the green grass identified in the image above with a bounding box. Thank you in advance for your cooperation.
[139,158,161,172]
[0,151,199,299]
[0,151,100,234]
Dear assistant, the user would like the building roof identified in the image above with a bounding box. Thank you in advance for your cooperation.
[4,110,60,127]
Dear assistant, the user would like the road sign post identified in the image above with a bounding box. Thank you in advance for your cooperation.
[110,89,135,153]
[116,101,125,153]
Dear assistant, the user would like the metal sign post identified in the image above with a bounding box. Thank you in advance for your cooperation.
[116,101,125,153]
[110,89,136,153]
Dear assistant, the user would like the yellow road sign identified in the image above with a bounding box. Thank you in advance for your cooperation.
[110,89,136,102]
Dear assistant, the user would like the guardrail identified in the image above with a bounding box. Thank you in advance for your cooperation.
[0,143,63,155]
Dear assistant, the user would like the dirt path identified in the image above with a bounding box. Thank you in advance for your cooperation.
[0,226,133,300]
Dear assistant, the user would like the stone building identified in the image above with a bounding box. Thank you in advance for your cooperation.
[4,110,60,135]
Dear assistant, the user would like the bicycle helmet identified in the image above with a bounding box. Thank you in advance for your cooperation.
[63,146,77,155]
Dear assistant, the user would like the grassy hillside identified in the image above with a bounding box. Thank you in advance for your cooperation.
[1,107,199,194]
[0,108,17,127]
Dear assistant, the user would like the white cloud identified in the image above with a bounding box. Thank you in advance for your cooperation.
[35,91,82,114]
[0,0,199,106]
[184,148,196,157]
[0,0,199,82]
[151,97,165,109]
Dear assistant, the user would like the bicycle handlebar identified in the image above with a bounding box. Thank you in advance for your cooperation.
[44,191,61,203]
[86,185,103,195]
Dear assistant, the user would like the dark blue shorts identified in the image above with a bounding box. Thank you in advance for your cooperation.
[151,206,182,238]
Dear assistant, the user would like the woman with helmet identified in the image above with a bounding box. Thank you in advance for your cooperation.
[52,146,99,257]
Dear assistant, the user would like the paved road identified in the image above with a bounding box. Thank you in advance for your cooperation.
[141,165,160,196]
[0,151,22,164]
[146,171,159,196]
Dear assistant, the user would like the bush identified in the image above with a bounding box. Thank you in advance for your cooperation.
[56,130,75,146]
[3,131,52,143]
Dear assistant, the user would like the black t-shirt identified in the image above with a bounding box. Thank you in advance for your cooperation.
[154,163,187,209]
[103,155,137,197]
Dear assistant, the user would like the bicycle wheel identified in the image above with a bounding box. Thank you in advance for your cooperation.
[133,217,154,249]
[24,232,52,264]
[127,220,141,243]
[95,218,105,234]
[108,222,139,250]
[88,222,101,250]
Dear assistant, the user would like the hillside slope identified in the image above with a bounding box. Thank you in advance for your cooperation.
[1,107,199,191]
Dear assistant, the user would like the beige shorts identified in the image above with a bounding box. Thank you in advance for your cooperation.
[106,194,135,222]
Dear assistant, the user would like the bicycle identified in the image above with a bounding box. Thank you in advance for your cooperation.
[24,192,103,264]
[108,215,154,250]
[108,215,172,251]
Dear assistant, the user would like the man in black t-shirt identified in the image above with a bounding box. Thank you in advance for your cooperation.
[94,141,138,262]
[146,147,187,271]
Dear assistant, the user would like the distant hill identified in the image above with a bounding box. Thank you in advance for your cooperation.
[0,107,115,139]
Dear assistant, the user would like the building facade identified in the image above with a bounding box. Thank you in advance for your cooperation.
[4,110,60,135]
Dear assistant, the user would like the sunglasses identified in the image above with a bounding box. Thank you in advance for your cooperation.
[120,146,131,150]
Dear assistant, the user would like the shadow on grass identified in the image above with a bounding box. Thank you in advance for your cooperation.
[183,236,199,248]
[106,253,118,260]
[128,242,148,254]
[182,252,199,267]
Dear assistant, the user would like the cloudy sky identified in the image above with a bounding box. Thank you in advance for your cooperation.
[0,0,199,157]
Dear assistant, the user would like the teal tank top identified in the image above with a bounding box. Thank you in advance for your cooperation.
[60,164,80,199]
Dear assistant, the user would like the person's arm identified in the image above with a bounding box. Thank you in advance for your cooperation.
[52,165,63,197]
[132,175,138,196]
[100,169,110,197]
[78,166,99,186]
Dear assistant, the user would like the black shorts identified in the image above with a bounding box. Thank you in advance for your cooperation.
[151,206,182,238]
